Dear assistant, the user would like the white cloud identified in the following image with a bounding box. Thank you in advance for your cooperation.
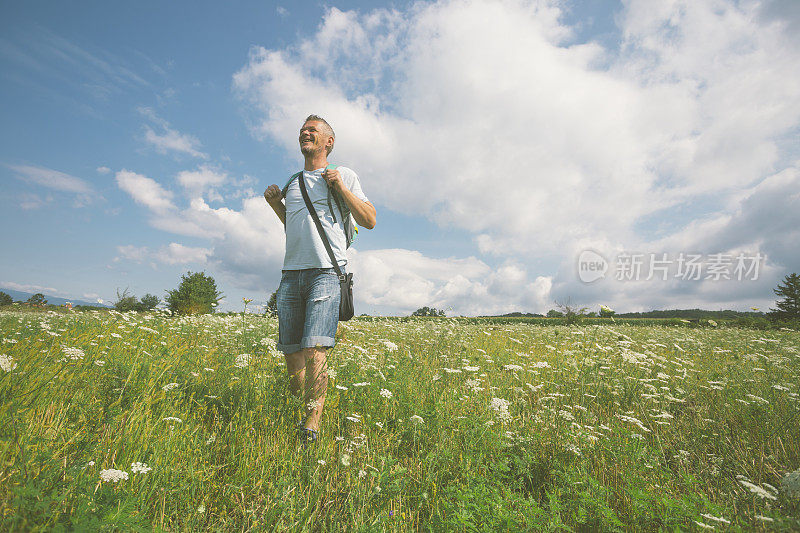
[10,164,93,194]
[115,170,175,212]
[155,243,212,265]
[0,281,60,294]
[232,0,800,312]
[139,106,208,159]
[144,126,208,159]
[348,249,552,315]
[115,244,149,263]
[96,166,111,174]
[18,192,51,210]
[176,164,227,197]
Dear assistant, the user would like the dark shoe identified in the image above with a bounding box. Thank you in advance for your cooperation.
[298,427,319,447]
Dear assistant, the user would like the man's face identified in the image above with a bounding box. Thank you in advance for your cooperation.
[299,121,333,156]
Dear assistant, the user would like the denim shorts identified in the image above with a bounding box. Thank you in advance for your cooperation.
[276,268,341,354]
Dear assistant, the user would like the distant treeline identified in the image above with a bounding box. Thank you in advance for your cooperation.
[488,309,765,320]
[614,309,764,319]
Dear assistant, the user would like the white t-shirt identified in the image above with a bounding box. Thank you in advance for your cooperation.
[282,166,369,270]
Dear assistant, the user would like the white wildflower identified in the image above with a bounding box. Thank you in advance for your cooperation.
[503,364,524,371]
[327,368,336,380]
[206,435,216,445]
[318,460,326,466]
[694,521,715,530]
[382,341,398,352]
[465,378,483,392]
[341,454,351,466]
[531,361,551,369]
[738,479,777,500]
[130,462,152,474]
[162,382,179,392]
[558,410,575,421]
[335,385,349,391]
[307,399,321,410]
[565,443,581,456]
[379,389,393,399]
[99,468,129,483]
[0,354,17,372]
[162,417,183,423]
[353,382,370,387]
[490,397,512,421]
[443,368,462,374]
[463,365,480,372]
[234,353,250,368]
[61,346,85,361]
[358,469,367,478]
[410,415,424,424]
[700,514,729,525]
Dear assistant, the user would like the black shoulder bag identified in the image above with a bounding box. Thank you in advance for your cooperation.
[297,174,355,321]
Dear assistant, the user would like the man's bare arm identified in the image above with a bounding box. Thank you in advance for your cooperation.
[322,169,377,229]
[264,185,286,225]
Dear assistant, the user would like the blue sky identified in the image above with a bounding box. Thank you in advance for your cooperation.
[1,0,799,315]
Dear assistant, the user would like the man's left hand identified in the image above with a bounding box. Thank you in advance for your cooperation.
[322,168,346,194]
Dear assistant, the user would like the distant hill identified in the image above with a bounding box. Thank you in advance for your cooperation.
[0,287,110,308]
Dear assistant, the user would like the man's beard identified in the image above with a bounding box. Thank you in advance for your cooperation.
[301,145,319,156]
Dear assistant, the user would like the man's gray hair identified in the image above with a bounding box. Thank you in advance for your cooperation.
[304,114,335,154]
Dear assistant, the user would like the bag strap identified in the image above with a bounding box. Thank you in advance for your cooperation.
[298,173,345,280]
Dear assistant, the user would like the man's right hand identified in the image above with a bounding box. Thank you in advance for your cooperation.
[264,184,281,205]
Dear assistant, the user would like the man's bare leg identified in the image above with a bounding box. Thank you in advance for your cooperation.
[285,351,305,398]
[302,347,329,432]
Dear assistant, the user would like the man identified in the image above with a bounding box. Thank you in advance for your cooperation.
[264,115,376,444]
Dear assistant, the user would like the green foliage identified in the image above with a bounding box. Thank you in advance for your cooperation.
[139,293,159,311]
[555,298,589,325]
[266,290,277,317]
[113,288,140,312]
[770,272,800,320]
[26,293,47,307]
[164,271,223,315]
[0,292,12,306]
[411,306,446,317]
[115,289,160,312]
[1,312,799,530]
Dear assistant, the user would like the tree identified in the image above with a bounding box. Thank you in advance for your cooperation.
[266,290,278,317]
[27,293,47,307]
[0,292,12,306]
[165,271,223,315]
[114,288,140,312]
[770,273,800,320]
[411,306,446,317]
[139,294,160,311]
[555,298,588,325]
[546,309,564,318]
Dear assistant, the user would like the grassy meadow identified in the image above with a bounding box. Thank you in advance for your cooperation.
[1,309,799,531]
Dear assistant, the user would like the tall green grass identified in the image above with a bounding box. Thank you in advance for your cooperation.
[1,310,798,531]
